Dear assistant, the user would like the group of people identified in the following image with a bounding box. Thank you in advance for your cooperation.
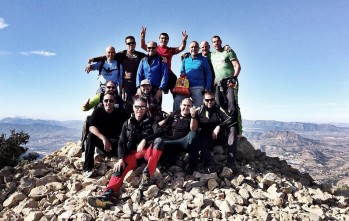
[81,27,243,209]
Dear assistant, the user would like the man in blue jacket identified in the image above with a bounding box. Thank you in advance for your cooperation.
[136,41,168,104]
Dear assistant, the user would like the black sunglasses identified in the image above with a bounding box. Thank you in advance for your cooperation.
[106,86,116,89]
[204,98,215,102]
[126,42,135,45]
[147,47,156,49]
[103,99,115,103]
[134,105,146,110]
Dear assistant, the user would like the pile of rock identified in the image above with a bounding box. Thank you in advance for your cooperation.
[1,139,348,221]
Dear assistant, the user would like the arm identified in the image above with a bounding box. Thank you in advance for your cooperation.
[89,55,107,63]
[89,126,112,152]
[117,122,128,159]
[173,31,188,54]
[82,93,101,111]
[159,59,169,90]
[140,26,147,51]
[180,57,186,76]
[228,50,241,78]
[136,59,144,88]
[202,57,212,91]
[190,107,198,131]
[118,64,124,96]
[144,122,164,142]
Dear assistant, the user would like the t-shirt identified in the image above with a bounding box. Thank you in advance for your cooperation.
[209,50,237,82]
[157,45,177,70]
[89,106,127,139]
[165,110,191,139]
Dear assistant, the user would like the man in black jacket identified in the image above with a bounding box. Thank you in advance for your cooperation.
[196,92,238,172]
[88,97,164,209]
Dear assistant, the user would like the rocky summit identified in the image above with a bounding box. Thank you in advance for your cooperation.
[1,138,348,221]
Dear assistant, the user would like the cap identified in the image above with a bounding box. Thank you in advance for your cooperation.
[140,79,151,86]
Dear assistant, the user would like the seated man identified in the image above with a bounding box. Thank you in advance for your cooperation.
[83,93,128,178]
[80,81,124,150]
[87,97,164,209]
[159,98,199,173]
[196,92,237,173]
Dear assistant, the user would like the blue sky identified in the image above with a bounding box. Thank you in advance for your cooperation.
[1,0,348,123]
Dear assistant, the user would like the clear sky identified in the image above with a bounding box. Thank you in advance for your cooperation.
[1,0,348,123]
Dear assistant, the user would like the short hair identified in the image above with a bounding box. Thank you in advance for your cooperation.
[211,35,221,41]
[180,98,193,105]
[125,36,135,42]
[159,33,169,38]
[190,41,199,46]
[133,96,147,105]
[203,91,215,97]
[147,41,157,47]
[104,93,115,98]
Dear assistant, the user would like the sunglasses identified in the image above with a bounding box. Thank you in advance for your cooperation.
[126,42,135,45]
[147,47,156,50]
[134,105,146,110]
[103,99,115,103]
[106,86,116,89]
[204,98,215,102]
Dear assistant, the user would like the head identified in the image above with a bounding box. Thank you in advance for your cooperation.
[105,81,116,94]
[200,41,210,56]
[211,36,222,51]
[103,93,116,113]
[159,33,169,47]
[125,36,136,52]
[189,41,199,57]
[180,98,193,116]
[105,46,116,61]
[203,91,216,109]
[147,41,158,56]
[140,79,152,95]
[133,97,147,120]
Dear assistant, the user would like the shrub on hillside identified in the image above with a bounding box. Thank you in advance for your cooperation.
[0,130,30,169]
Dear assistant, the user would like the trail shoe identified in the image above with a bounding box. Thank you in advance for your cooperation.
[139,173,151,191]
[87,196,113,209]
[83,170,94,178]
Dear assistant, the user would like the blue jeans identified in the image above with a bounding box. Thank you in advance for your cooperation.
[173,86,204,111]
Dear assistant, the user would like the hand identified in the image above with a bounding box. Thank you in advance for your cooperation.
[137,139,146,153]
[223,45,232,52]
[113,159,125,172]
[82,99,90,109]
[211,126,220,140]
[190,106,196,117]
[102,137,112,152]
[87,58,93,64]
[141,26,146,38]
[180,73,186,78]
[182,30,188,41]
[155,89,162,100]
[85,64,92,73]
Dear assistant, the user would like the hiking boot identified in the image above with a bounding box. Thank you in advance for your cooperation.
[87,196,113,209]
[139,173,151,191]
[83,170,94,178]
[227,162,239,174]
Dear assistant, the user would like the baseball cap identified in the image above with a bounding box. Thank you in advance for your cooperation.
[140,79,151,86]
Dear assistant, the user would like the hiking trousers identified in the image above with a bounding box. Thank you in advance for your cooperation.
[105,138,163,194]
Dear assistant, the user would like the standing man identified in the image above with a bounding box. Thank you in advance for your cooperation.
[208,36,243,136]
[88,36,146,103]
[83,93,128,178]
[87,97,164,209]
[200,41,215,90]
[140,27,188,95]
[136,41,168,104]
[173,41,212,110]
[85,46,123,94]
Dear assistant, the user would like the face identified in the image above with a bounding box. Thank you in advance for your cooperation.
[212,37,222,51]
[189,42,199,57]
[140,84,152,94]
[204,94,215,109]
[125,38,136,52]
[180,99,192,116]
[133,100,147,119]
[103,94,115,113]
[200,41,210,56]
[147,42,157,56]
[106,47,116,60]
[159,34,169,47]
[105,81,116,94]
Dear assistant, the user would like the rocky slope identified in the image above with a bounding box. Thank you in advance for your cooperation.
[0,139,348,221]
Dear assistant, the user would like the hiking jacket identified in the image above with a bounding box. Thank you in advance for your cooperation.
[136,56,168,90]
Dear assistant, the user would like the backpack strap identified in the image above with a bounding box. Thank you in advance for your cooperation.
[98,60,106,77]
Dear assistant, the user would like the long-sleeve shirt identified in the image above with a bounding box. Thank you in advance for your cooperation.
[181,54,212,91]
[136,56,168,90]
[197,105,232,135]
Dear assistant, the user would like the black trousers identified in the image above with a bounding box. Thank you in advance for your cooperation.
[83,133,118,171]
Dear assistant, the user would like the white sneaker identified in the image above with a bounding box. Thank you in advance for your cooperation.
[83,170,94,178]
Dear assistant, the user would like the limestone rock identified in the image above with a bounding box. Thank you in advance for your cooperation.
[3,191,26,208]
